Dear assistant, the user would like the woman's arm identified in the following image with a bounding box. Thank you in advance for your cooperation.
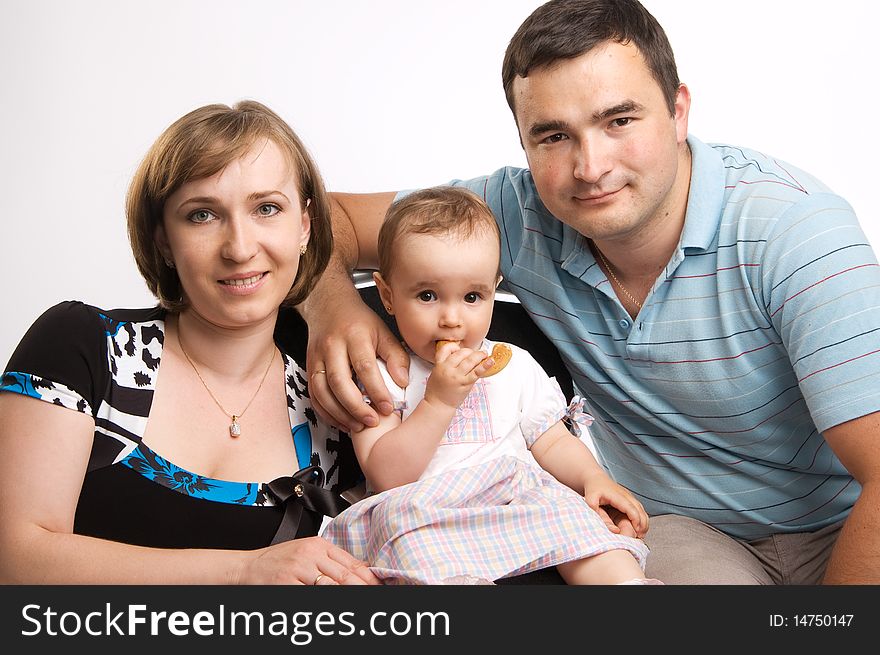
[0,394,377,584]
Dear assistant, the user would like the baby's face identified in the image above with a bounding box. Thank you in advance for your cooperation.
[379,229,500,363]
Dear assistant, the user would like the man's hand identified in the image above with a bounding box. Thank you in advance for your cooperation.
[299,190,402,433]
[306,295,409,433]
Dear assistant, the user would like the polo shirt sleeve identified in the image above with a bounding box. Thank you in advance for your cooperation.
[761,192,880,432]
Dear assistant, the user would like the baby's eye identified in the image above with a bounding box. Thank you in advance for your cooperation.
[257,203,280,217]
[188,209,215,224]
[464,292,481,304]
[417,290,437,302]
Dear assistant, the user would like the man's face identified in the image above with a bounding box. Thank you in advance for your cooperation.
[512,40,690,244]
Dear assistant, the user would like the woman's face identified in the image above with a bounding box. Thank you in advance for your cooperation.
[157,139,310,330]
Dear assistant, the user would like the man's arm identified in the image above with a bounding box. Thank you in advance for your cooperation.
[324,192,393,271]
[820,411,880,584]
[299,192,408,433]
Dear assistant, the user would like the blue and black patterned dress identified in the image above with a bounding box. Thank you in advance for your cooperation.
[1,301,358,549]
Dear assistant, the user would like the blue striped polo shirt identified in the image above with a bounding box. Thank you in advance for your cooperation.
[444,136,880,540]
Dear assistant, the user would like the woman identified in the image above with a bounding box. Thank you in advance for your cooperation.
[0,101,378,585]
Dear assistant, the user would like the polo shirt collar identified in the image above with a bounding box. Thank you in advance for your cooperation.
[680,135,725,252]
[558,134,725,285]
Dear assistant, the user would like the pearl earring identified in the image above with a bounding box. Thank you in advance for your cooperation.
[300,244,308,255]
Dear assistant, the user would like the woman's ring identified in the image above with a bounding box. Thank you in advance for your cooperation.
[311,370,327,380]
[313,573,327,585]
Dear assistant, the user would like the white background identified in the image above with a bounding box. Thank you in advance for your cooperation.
[1,0,878,364]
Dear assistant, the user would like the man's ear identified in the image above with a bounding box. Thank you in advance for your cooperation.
[673,83,691,145]
[373,272,394,314]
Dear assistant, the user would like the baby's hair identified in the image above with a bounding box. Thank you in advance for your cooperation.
[378,186,501,279]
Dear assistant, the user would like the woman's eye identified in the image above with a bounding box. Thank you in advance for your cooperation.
[417,291,437,302]
[189,209,215,224]
[258,203,280,217]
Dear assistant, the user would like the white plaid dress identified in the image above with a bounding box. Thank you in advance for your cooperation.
[323,341,648,584]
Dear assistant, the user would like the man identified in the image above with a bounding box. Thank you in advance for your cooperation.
[299,0,880,584]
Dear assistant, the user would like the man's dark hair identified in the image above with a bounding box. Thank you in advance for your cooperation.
[502,0,680,117]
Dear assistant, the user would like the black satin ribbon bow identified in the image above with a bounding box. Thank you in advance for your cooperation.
[266,465,351,545]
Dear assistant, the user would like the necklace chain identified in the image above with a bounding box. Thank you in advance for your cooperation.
[177,328,276,438]
[594,246,643,310]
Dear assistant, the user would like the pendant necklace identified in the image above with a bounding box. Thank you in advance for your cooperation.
[594,246,644,311]
[177,328,276,437]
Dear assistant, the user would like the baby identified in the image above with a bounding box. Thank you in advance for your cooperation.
[324,186,659,585]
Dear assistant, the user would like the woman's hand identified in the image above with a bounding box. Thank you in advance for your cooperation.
[582,473,649,539]
[239,537,380,585]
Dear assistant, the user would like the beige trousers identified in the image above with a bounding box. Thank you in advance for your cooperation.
[643,514,843,585]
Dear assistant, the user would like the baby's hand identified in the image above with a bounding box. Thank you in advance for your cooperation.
[583,473,649,539]
[425,342,494,409]
[478,343,512,377]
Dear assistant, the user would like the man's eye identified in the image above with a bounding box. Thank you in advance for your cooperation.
[464,292,480,304]
[258,203,280,217]
[543,133,567,144]
[189,209,215,224]
[611,117,633,128]
[417,291,437,302]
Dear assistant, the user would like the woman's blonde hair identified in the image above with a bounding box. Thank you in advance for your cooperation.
[126,100,332,311]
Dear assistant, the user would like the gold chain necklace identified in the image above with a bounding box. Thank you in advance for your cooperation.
[177,329,276,438]
[594,246,643,310]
